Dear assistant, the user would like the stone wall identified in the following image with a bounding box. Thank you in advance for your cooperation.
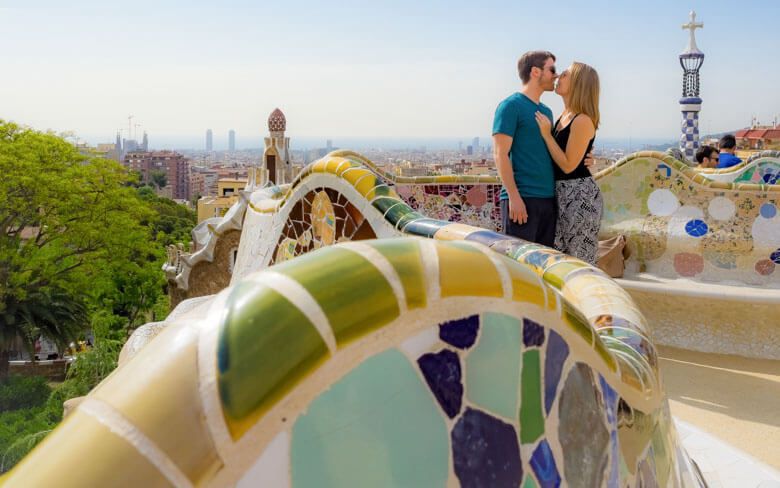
[9,360,69,381]
[170,229,241,308]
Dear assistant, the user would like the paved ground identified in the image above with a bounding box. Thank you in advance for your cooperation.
[658,346,780,470]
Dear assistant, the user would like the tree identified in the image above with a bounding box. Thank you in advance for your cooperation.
[149,170,167,190]
[0,120,157,377]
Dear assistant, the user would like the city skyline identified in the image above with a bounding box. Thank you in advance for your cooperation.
[2,2,779,146]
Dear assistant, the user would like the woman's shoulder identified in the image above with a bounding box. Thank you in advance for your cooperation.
[571,114,596,135]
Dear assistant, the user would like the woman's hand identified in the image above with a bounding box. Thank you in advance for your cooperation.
[535,111,552,137]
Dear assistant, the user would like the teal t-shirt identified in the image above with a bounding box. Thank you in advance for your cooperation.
[492,93,555,199]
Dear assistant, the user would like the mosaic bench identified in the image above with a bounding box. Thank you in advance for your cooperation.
[696,150,780,184]
[4,154,706,487]
[597,151,780,358]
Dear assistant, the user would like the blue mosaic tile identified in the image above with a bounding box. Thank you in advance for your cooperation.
[403,218,446,238]
[523,318,545,347]
[684,219,708,237]
[599,375,618,426]
[760,203,777,219]
[599,375,620,488]
[544,330,569,415]
[452,408,523,487]
[530,439,561,488]
[771,249,780,265]
[439,315,479,350]
[466,230,512,248]
[417,349,463,418]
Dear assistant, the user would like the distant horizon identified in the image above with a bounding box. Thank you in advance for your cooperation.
[3,3,779,149]
[73,134,681,152]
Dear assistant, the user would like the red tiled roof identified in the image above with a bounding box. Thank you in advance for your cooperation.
[736,126,780,139]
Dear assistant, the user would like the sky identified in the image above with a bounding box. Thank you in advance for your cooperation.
[1,0,779,150]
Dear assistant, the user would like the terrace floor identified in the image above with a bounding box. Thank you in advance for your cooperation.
[659,346,780,485]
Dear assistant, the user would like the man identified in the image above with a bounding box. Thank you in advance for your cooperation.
[716,134,742,169]
[695,145,719,168]
[493,51,558,246]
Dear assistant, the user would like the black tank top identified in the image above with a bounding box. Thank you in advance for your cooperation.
[552,114,595,180]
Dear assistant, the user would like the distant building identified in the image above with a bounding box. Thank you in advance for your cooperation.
[472,137,480,153]
[197,178,246,223]
[229,130,236,152]
[264,108,292,184]
[736,124,780,150]
[206,129,213,152]
[190,167,220,198]
[123,151,191,200]
[466,145,473,156]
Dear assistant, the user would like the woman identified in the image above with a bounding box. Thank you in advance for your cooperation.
[535,62,602,264]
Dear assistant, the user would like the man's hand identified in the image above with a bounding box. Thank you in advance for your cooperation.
[584,151,596,168]
[508,193,528,225]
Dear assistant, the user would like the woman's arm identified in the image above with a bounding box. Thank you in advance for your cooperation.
[535,112,595,174]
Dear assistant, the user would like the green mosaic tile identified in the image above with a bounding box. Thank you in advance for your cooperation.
[519,349,544,444]
[217,282,328,437]
[562,301,594,346]
[523,474,538,488]
[465,313,521,419]
[371,239,427,310]
[291,349,449,487]
[275,247,400,346]
[594,336,618,372]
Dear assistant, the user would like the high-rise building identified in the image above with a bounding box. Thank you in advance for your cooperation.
[123,151,191,200]
[229,130,236,152]
[141,132,149,152]
[326,139,333,152]
[472,137,480,153]
[206,129,213,152]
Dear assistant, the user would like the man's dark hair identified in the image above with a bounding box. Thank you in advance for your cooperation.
[719,134,737,150]
[517,51,556,84]
[695,145,717,164]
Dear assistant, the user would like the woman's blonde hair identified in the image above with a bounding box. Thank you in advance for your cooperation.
[568,62,600,130]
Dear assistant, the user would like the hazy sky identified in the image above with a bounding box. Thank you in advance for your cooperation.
[1,1,779,149]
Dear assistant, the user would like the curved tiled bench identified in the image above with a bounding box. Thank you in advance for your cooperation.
[596,151,780,358]
[162,150,780,358]
[5,154,704,487]
[695,150,780,184]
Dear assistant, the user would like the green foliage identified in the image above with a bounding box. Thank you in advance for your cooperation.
[0,120,157,352]
[0,406,53,473]
[136,186,196,246]
[0,121,196,472]
[149,169,167,189]
[0,316,122,473]
[64,311,122,391]
[0,376,51,412]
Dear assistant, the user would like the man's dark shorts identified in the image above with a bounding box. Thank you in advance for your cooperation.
[500,197,557,248]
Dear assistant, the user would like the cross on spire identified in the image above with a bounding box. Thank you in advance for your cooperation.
[682,10,704,54]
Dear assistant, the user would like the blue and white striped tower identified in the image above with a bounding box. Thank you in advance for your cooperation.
[679,11,705,160]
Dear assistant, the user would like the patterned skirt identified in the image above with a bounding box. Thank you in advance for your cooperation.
[554,177,603,264]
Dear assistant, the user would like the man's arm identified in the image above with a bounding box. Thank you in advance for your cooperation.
[493,133,527,224]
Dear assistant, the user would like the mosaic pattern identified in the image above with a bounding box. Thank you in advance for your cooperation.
[11,152,718,486]
[697,151,780,185]
[270,188,375,264]
[165,149,780,301]
[5,236,704,487]
[396,183,503,232]
[597,151,780,285]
